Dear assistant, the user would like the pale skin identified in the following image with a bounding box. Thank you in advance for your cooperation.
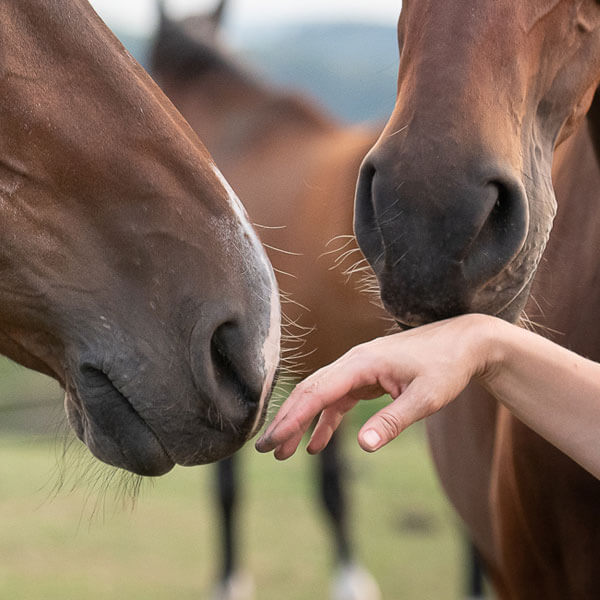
[256,314,600,480]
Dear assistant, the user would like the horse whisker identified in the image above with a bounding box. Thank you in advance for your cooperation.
[262,243,303,256]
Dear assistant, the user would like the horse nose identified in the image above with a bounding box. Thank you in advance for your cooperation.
[354,151,530,320]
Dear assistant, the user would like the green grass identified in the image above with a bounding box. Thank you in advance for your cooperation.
[0,360,470,599]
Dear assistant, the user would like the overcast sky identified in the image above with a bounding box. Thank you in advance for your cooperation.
[89,0,400,37]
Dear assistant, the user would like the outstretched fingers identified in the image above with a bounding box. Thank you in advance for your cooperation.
[255,318,482,459]
[256,353,379,456]
[256,373,347,455]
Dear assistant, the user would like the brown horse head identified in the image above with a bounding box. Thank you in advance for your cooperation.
[0,1,280,476]
[355,1,600,325]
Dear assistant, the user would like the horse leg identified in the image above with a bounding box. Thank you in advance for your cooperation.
[318,431,351,562]
[216,456,237,580]
[317,431,381,600]
[211,456,254,600]
[426,383,508,595]
[466,538,486,600]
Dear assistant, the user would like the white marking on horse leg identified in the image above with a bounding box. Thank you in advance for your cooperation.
[331,563,382,600]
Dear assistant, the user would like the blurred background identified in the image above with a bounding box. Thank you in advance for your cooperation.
[0,2,472,598]
[93,0,400,124]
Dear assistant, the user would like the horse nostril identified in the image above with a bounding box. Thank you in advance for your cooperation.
[463,176,529,283]
[210,321,261,406]
[354,157,384,265]
[488,180,517,232]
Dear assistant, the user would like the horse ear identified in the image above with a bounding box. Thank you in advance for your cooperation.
[156,0,169,27]
[211,0,228,27]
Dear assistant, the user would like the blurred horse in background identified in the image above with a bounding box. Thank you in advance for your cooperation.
[0,0,279,477]
[151,1,388,598]
[354,1,600,597]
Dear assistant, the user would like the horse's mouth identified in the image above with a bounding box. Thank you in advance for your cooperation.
[64,362,274,474]
[65,367,175,477]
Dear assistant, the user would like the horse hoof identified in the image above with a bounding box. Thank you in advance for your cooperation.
[331,563,382,600]
[210,571,255,600]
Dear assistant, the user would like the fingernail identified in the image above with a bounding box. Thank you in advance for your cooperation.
[306,444,318,455]
[362,429,381,451]
[255,436,268,452]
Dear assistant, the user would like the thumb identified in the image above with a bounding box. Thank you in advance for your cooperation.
[358,378,444,452]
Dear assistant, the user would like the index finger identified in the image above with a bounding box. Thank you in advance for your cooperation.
[255,355,379,453]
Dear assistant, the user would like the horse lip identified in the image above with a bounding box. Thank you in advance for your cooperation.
[67,366,175,476]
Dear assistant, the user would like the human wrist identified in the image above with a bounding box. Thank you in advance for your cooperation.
[455,313,506,384]
[466,313,511,387]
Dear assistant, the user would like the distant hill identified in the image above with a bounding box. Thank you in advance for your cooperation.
[115,21,398,125]
[237,22,398,124]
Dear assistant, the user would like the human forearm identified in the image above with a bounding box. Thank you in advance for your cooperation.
[479,319,600,479]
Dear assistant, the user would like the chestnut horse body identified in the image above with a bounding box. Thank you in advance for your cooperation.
[354,1,600,597]
[1,1,280,476]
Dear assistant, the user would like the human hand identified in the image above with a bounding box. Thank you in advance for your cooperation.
[256,314,495,459]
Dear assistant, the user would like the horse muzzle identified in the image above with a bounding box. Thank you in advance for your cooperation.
[354,150,531,324]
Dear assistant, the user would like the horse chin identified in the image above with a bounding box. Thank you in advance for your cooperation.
[472,272,536,324]
[387,280,533,329]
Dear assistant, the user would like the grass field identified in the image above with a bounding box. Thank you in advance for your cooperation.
[0,359,470,599]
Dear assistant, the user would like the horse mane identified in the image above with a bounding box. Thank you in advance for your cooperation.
[150,10,338,133]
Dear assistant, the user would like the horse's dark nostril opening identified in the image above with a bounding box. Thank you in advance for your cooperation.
[354,158,384,265]
[463,176,529,283]
[210,322,256,406]
[488,181,515,233]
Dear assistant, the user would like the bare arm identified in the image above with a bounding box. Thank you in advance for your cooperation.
[256,314,600,480]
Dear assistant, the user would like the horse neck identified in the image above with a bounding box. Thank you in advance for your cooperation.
[584,89,600,163]
[157,65,338,166]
